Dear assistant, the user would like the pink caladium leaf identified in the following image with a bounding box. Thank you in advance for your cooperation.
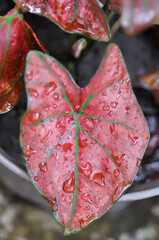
[21,43,149,234]
[0,8,47,114]
[13,0,111,41]
[121,0,159,35]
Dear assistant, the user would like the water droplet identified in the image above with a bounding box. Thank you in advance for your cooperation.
[78,187,83,192]
[120,154,126,161]
[125,165,128,170]
[105,168,110,173]
[24,145,35,157]
[108,111,113,117]
[128,134,140,145]
[27,70,33,81]
[53,93,59,101]
[56,144,61,150]
[99,100,104,104]
[84,118,94,129]
[49,198,58,212]
[74,104,80,112]
[81,193,94,205]
[110,124,115,135]
[45,107,49,112]
[125,105,130,113]
[110,101,118,108]
[102,91,106,96]
[41,130,52,143]
[63,172,75,193]
[136,158,141,167]
[53,104,57,109]
[30,112,40,123]
[78,162,92,178]
[78,138,88,148]
[39,162,48,173]
[61,192,66,202]
[34,176,39,182]
[115,68,119,74]
[93,172,105,187]
[62,143,72,153]
[45,81,57,95]
[28,88,39,98]
[68,116,74,124]
[102,105,110,111]
[114,169,120,178]
[114,85,118,90]
[80,214,95,227]
[115,181,125,193]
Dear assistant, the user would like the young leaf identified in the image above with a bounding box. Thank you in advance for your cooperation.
[121,0,159,35]
[21,43,149,234]
[13,0,111,41]
[0,8,47,114]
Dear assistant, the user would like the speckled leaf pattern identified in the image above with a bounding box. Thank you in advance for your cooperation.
[21,44,149,234]
[0,8,47,114]
[13,0,110,41]
[121,0,159,35]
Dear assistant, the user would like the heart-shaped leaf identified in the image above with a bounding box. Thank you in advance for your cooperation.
[121,0,159,35]
[0,8,47,114]
[13,0,110,41]
[21,43,149,234]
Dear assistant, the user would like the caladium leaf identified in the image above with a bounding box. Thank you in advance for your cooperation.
[121,0,159,35]
[109,0,122,13]
[0,77,24,114]
[13,0,111,41]
[0,8,47,114]
[100,0,122,13]
[21,43,149,234]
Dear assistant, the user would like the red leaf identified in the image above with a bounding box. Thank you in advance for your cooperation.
[109,0,122,13]
[0,77,24,114]
[121,0,159,35]
[13,0,111,41]
[21,44,149,234]
[98,0,122,14]
[0,8,47,114]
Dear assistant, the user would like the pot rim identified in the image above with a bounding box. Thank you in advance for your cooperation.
[0,147,159,208]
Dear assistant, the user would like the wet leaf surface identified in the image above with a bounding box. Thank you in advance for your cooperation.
[109,0,122,13]
[13,0,110,41]
[21,43,149,234]
[0,8,47,114]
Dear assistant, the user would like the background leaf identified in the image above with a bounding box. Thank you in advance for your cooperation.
[21,43,149,234]
[13,0,111,41]
[121,0,159,35]
[109,0,122,13]
[0,8,47,114]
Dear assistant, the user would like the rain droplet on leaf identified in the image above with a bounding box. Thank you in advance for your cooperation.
[93,172,105,187]
[63,172,75,193]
